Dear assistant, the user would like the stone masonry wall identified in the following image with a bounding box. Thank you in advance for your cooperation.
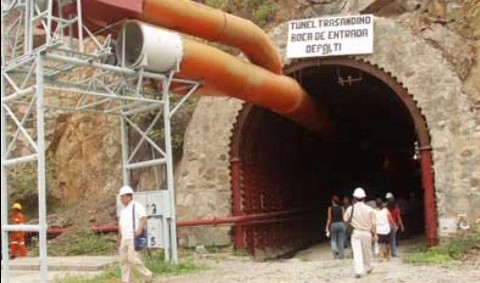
[175,97,244,247]
[176,15,480,246]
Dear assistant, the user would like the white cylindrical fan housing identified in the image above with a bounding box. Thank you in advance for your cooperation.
[116,20,183,73]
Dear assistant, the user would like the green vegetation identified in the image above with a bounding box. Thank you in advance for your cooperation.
[31,229,116,256]
[205,0,279,25]
[403,231,480,265]
[57,267,119,283]
[253,2,279,24]
[145,252,204,275]
[56,251,205,283]
[232,248,249,257]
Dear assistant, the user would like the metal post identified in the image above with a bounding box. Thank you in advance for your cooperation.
[420,148,438,246]
[120,109,130,186]
[76,0,84,52]
[162,74,178,263]
[36,54,48,282]
[162,216,170,261]
[46,0,53,44]
[1,7,5,64]
[1,12,11,280]
[24,0,31,54]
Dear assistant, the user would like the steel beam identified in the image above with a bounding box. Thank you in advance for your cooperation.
[36,54,48,283]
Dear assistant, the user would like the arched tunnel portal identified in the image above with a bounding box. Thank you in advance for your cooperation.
[230,59,436,257]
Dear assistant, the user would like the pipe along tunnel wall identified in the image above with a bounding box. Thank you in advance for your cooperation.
[230,62,426,257]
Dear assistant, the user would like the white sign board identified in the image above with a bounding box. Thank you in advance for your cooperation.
[287,14,374,58]
[438,217,458,236]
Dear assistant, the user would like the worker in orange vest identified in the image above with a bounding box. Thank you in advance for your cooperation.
[10,202,27,258]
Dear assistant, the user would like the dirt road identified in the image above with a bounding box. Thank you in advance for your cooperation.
[155,242,480,283]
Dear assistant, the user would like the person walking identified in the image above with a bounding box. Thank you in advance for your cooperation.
[117,185,153,283]
[386,195,404,257]
[374,198,394,261]
[342,196,352,250]
[325,195,346,259]
[10,203,27,259]
[344,188,377,278]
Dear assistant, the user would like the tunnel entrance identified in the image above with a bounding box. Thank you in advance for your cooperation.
[230,59,436,257]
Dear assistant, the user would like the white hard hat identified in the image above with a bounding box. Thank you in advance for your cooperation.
[353,187,366,199]
[385,192,394,199]
[12,202,22,210]
[119,185,134,196]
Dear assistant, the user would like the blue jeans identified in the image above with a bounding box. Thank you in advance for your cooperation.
[330,222,346,259]
[390,227,398,256]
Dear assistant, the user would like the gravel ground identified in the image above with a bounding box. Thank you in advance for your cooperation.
[154,241,480,283]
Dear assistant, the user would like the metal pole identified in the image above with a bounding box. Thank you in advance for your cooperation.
[420,148,438,246]
[1,13,11,280]
[162,73,178,263]
[24,0,31,54]
[1,6,5,63]
[36,53,48,282]
[162,216,170,261]
[76,0,84,52]
[120,107,130,186]
[46,0,53,44]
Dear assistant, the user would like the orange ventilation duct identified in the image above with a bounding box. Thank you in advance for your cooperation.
[83,0,282,74]
[116,21,335,136]
[79,0,335,137]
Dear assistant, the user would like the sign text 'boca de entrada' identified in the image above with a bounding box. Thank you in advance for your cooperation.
[287,15,374,58]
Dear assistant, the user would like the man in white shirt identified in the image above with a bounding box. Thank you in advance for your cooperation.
[344,187,377,278]
[118,185,153,283]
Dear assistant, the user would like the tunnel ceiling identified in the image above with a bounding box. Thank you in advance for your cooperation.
[300,65,416,151]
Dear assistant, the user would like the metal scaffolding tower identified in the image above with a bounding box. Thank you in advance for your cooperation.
[1,1,199,281]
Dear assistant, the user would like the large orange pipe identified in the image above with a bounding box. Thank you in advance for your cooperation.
[82,0,282,74]
[173,35,335,136]
[83,1,336,136]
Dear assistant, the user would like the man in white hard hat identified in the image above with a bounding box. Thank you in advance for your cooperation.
[385,192,394,201]
[117,185,153,283]
[344,187,377,278]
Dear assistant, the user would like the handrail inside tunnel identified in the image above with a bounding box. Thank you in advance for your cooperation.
[76,0,338,138]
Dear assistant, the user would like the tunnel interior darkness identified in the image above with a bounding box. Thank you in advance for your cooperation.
[232,64,425,255]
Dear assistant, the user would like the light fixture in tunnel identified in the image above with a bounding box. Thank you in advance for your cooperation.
[413,141,420,161]
[336,67,363,86]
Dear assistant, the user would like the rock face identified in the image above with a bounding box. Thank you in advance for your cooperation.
[51,113,123,224]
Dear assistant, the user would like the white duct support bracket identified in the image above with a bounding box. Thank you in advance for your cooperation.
[116,20,183,73]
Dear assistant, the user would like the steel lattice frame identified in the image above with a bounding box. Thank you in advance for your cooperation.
[1,1,198,281]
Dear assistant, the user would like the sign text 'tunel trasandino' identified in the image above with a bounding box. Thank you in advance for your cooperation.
[287,15,374,58]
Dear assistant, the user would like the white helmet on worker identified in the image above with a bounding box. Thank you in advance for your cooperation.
[353,187,366,199]
[385,192,394,200]
[119,185,134,196]
[11,202,22,210]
